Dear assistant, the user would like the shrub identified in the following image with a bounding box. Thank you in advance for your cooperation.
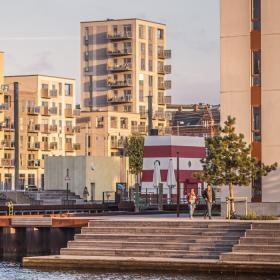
[239,211,278,220]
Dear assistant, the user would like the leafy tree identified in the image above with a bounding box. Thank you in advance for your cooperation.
[126,135,144,183]
[194,116,277,217]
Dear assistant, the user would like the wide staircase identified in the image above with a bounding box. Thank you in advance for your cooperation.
[220,222,280,263]
[24,190,84,205]
[61,220,251,260]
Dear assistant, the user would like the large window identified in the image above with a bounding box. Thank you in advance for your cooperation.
[251,0,261,31]
[252,106,261,141]
[252,51,261,86]
[64,84,72,96]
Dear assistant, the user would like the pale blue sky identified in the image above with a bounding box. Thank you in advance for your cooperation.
[0,0,219,105]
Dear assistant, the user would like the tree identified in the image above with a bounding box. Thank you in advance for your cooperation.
[194,116,277,217]
[126,135,144,183]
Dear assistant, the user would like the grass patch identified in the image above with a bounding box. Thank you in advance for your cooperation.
[239,212,278,220]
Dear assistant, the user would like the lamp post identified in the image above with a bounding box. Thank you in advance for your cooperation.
[64,168,71,209]
[176,152,180,217]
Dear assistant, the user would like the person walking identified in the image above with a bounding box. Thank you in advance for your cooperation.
[202,185,215,219]
[187,188,197,219]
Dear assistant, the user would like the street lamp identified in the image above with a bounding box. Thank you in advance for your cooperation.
[177,121,184,136]
[64,168,71,209]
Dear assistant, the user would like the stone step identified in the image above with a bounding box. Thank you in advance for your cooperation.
[88,220,250,230]
[220,252,280,262]
[239,237,280,245]
[60,248,221,259]
[82,227,244,236]
[252,223,280,230]
[75,233,240,243]
[233,244,280,253]
[67,240,233,251]
[246,230,280,237]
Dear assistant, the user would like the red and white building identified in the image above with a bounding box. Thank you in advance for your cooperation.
[142,136,206,198]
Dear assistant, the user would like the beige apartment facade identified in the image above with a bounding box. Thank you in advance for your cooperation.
[221,0,280,203]
[78,18,172,156]
[1,74,79,190]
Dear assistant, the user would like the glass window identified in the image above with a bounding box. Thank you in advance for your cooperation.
[148,27,153,41]
[148,60,153,72]
[149,76,153,87]
[252,106,261,141]
[64,84,72,96]
[252,51,261,86]
[157,29,164,40]
[251,0,261,31]
[139,25,144,39]
[141,58,145,71]
[141,43,145,55]
[148,44,153,56]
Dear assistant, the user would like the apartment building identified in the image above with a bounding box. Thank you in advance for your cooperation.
[221,0,280,203]
[78,18,172,156]
[1,74,79,190]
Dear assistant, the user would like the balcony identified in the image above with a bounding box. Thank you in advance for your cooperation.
[158,65,172,75]
[73,143,81,151]
[65,142,74,152]
[1,159,14,167]
[41,88,50,99]
[158,80,172,90]
[50,142,58,150]
[107,48,132,57]
[111,139,126,149]
[158,49,172,59]
[107,79,132,89]
[27,106,40,115]
[65,126,74,135]
[27,142,40,151]
[140,111,147,119]
[40,124,50,134]
[28,124,40,133]
[0,103,9,111]
[40,142,50,151]
[0,123,14,131]
[138,125,147,134]
[107,31,132,41]
[107,63,132,73]
[27,159,40,169]
[41,106,50,116]
[1,140,14,150]
[65,108,74,118]
[49,124,58,132]
[107,94,132,104]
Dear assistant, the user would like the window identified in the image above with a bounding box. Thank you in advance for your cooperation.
[123,24,131,34]
[141,59,145,71]
[65,103,72,109]
[64,84,72,96]
[124,105,131,112]
[28,174,35,186]
[148,60,153,72]
[41,83,48,90]
[157,29,164,40]
[120,118,128,129]
[252,106,261,141]
[148,44,153,56]
[252,51,261,86]
[96,116,104,128]
[139,25,144,39]
[110,116,118,129]
[148,27,153,41]
[251,0,261,31]
[149,76,153,87]
[140,43,145,55]
[139,90,144,102]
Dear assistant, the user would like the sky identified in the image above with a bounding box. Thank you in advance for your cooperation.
[0,0,220,105]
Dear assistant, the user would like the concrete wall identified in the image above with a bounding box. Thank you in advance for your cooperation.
[45,156,128,201]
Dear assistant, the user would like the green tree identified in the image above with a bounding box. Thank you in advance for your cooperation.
[194,116,277,217]
[126,135,144,183]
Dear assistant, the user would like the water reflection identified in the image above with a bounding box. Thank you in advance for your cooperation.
[0,262,278,280]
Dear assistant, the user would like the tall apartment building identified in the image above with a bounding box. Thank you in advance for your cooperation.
[78,18,172,156]
[1,74,79,190]
[221,0,280,202]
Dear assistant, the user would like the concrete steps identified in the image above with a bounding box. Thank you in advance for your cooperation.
[220,222,280,263]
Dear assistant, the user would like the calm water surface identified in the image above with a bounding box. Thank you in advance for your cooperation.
[0,261,278,280]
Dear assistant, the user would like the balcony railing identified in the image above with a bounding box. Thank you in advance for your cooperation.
[65,126,74,134]
[158,65,172,75]
[65,108,74,118]
[138,125,147,134]
[158,49,172,59]
[27,142,40,150]
[140,111,147,119]
[40,124,50,134]
[0,123,14,131]
[1,140,14,149]
[50,142,58,150]
[28,124,40,133]
[1,159,14,167]
[28,159,40,168]
[107,79,132,88]
[49,124,58,132]
[41,106,50,116]
[107,95,132,104]
[0,103,9,111]
[107,63,132,72]
[65,142,74,152]
[107,31,132,40]
[107,48,132,57]
[158,80,172,90]
[27,106,40,115]
[41,88,50,99]
[40,142,50,151]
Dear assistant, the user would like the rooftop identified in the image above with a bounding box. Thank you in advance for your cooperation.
[80,18,166,26]
[5,74,75,81]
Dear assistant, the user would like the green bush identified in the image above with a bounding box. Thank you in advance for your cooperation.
[239,212,278,220]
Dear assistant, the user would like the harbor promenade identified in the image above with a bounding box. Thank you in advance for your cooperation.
[23,215,280,274]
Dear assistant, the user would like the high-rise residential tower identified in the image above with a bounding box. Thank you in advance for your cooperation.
[78,18,172,156]
[221,0,280,202]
